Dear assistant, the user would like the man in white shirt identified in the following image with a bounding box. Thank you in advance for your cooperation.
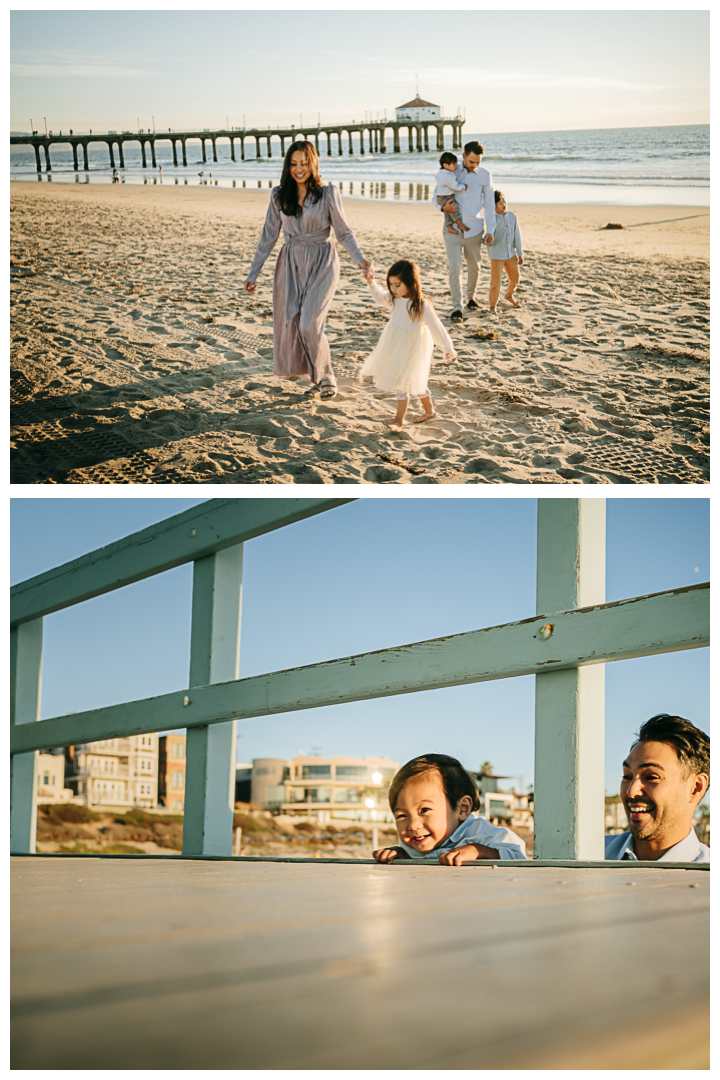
[605,714,709,863]
[432,140,496,321]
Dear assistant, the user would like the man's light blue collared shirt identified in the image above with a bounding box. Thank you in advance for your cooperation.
[605,827,709,863]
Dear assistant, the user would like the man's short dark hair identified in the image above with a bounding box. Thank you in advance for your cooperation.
[464,140,485,157]
[439,151,457,167]
[388,753,480,812]
[633,715,709,785]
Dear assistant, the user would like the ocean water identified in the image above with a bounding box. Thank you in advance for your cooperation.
[10,124,709,206]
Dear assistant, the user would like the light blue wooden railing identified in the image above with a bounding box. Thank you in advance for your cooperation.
[10,498,709,860]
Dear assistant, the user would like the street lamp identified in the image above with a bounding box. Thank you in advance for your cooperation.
[226,115,229,130]
[137,117,140,132]
[44,117,47,136]
[152,115,155,132]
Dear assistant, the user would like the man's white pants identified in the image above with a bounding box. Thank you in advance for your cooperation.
[443,229,486,311]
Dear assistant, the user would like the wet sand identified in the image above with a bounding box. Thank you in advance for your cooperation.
[10,181,709,484]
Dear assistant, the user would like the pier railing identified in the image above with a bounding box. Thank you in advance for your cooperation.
[10,498,709,860]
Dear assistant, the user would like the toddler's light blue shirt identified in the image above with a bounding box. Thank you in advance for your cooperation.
[398,812,527,861]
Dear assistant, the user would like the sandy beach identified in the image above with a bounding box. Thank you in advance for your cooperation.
[10,181,709,484]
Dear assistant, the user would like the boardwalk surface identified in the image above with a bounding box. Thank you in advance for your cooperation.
[11,856,709,1069]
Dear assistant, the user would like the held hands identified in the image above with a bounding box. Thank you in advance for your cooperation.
[445,352,457,363]
[485,234,494,246]
[373,846,409,863]
[362,263,375,285]
[243,280,256,294]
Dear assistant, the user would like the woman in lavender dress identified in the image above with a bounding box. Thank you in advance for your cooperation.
[244,140,370,398]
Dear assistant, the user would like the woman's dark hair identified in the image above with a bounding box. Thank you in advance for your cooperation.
[278,140,322,217]
[386,259,424,322]
[494,189,505,204]
[464,140,485,156]
[634,714,710,785]
[439,151,457,167]
[389,754,480,812]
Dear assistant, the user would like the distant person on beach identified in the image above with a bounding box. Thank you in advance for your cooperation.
[373,754,526,864]
[432,140,495,321]
[606,715,709,863]
[433,152,469,235]
[112,168,119,184]
[244,140,371,399]
[488,190,524,314]
[360,259,456,429]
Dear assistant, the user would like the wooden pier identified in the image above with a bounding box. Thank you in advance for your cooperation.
[10,117,465,173]
[11,855,709,1069]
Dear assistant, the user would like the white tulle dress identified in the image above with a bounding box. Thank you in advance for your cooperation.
[360,282,456,398]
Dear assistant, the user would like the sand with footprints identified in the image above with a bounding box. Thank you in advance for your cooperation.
[11,182,708,484]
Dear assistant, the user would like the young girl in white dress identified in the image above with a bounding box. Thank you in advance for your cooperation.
[361,259,457,429]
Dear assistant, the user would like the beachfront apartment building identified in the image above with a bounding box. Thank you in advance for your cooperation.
[36,751,73,804]
[64,735,159,809]
[158,734,187,811]
[251,755,399,823]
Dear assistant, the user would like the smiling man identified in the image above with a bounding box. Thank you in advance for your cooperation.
[606,715,710,863]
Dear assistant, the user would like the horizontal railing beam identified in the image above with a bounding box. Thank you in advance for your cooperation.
[10,498,354,626]
[10,582,708,755]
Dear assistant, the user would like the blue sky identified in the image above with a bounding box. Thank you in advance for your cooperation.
[10,496,709,796]
[10,8,708,134]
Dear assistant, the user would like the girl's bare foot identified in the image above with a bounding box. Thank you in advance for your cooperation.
[489,306,498,315]
[412,411,436,424]
[504,296,520,308]
[386,420,404,431]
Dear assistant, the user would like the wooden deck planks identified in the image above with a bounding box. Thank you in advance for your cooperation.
[11,856,709,1070]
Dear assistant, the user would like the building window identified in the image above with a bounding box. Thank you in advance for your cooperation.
[172,742,185,759]
[301,765,331,779]
[334,787,361,803]
[336,766,370,780]
[171,771,185,790]
[43,774,50,785]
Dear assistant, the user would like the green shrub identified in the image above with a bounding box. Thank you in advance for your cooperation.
[42,803,103,824]
[104,844,146,855]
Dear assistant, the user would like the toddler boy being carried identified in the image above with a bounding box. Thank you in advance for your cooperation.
[433,152,470,235]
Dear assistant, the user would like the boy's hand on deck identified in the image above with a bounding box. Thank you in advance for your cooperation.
[439,843,500,866]
[373,846,408,863]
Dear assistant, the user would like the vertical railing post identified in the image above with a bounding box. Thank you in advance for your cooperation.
[10,620,43,853]
[183,546,243,856]
[533,499,606,860]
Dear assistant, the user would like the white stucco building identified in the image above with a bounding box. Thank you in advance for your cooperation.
[395,95,441,122]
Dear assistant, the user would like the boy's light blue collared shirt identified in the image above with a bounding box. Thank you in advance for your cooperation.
[604,827,709,863]
[398,812,527,861]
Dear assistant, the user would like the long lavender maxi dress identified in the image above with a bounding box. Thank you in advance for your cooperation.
[246,185,367,386]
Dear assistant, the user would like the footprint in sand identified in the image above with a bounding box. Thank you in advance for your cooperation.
[102,346,124,361]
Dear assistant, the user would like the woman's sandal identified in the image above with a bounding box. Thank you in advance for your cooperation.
[319,380,337,400]
[304,384,320,397]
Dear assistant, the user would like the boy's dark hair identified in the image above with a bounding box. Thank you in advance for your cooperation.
[633,714,709,785]
[439,151,457,167]
[389,753,480,812]
[464,140,485,157]
[494,189,504,204]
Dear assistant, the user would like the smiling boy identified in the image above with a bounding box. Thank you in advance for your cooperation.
[606,714,710,862]
[373,753,526,865]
